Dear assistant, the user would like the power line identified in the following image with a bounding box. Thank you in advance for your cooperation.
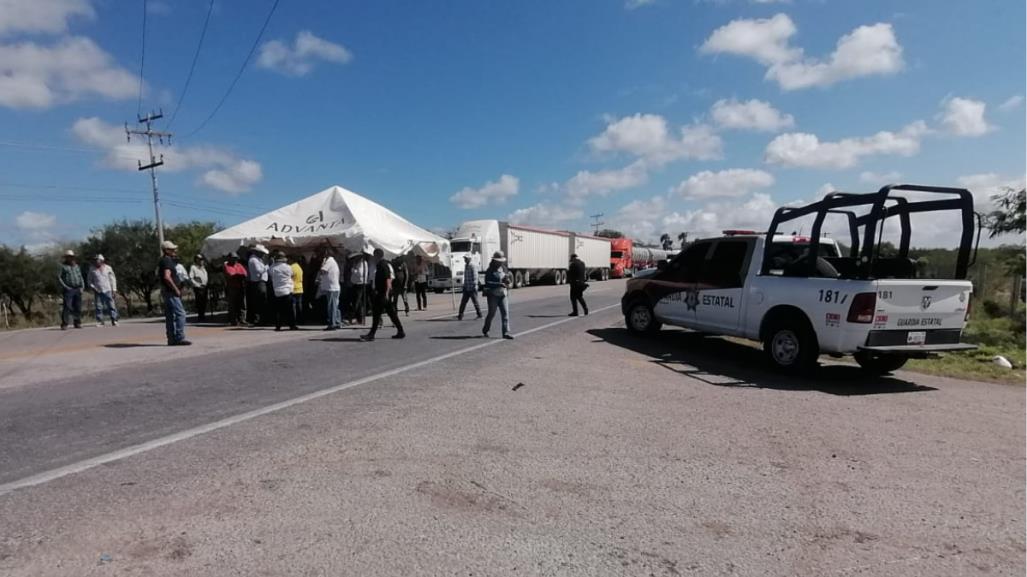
[166,0,216,130]
[183,0,282,139]
[136,0,149,117]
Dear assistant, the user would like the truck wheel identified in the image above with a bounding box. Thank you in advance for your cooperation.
[603,268,610,281]
[763,321,818,373]
[853,352,908,375]
[561,270,567,284]
[513,270,524,289]
[523,271,531,286]
[626,301,661,335]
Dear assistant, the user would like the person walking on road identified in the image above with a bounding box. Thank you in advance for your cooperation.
[361,249,405,341]
[189,254,209,322]
[246,245,269,325]
[289,255,305,325]
[87,254,118,327]
[316,249,342,330]
[159,241,190,346]
[223,253,247,326]
[568,253,589,317]
[457,253,482,320]
[391,256,411,316]
[270,251,299,331]
[347,252,368,325]
[481,251,513,340]
[413,255,429,310]
[58,249,85,330]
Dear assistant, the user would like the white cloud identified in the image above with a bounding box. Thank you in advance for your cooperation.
[506,203,583,227]
[449,174,519,209]
[0,0,94,37]
[71,117,264,194]
[257,30,352,77]
[0,36,138,109]
[588,113,722,165]
[939,97,993,137]
[710,98,794,131]
[957,173,1026,211]
[701,14,904,90]
[565,161,650,204]
[764,121,928,169]
[999,95,1024,111]
[858,170,901,183]
[15,210,57,231]
[673,168,775,199]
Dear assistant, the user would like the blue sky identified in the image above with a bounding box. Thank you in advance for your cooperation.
[1,0,1024,250]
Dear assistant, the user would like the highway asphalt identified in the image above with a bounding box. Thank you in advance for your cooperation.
[0,280,1023,576]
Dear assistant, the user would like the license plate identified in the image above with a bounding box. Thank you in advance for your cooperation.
[906,331,926,345]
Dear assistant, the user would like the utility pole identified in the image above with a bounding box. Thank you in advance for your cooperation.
[590,213,604,235]
[126,110,171,253]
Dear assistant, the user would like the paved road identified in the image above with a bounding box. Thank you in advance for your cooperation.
[0,280,1023,576]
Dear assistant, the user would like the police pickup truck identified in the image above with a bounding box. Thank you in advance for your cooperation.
[621,184,980,374]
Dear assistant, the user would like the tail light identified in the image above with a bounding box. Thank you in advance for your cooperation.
[847,292,877,323]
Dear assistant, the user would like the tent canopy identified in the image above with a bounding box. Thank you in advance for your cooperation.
[201,185,449,262]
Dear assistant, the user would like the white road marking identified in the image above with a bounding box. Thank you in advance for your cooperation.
[0,303,620,497]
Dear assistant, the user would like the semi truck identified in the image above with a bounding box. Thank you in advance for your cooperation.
[610,238,634,279]
[429,220,611,291]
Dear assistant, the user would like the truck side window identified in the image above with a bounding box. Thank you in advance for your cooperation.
[702,241,749,288]
[666,241,711,283]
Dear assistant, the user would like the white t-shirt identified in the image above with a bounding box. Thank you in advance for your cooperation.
[349,258,367,286]
[319,256,340,292]
[270,262,295,297]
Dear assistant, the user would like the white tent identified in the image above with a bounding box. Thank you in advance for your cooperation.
[201,185,449,261]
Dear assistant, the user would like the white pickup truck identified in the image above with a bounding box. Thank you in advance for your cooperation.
[621,184,980,374]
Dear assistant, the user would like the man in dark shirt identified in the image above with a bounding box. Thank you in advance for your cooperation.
[568,253,589,317]
[360,249,405,341]
[159,241,190,346]
[57,249,85,329]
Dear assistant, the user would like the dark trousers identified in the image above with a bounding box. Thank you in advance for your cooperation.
[274,294,296,329]
[368,293,404,336]
[61,288,82,328]
[415,282,428,309]
[291,294,303,324]
[246,282,266,324]
[570,282,588,314]
[391,285,410,314]
[227,284,245,325]
[194,287,208,321]
[458,288,481,318]
[348,284,367,323]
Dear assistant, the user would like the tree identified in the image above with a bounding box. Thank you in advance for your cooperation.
[596,229,624,239]
[659,233,673,250]
[986,187,1026,238]
[0,246,57,320]
[677,232,688,249]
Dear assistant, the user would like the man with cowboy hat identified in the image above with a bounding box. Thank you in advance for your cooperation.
[246,244,270,325]
[158,240,190,345]
[87,254,118,327]
[456,253,482,320]
[481,251,513,339]
[57,249,85,330]
[223,252,247,326]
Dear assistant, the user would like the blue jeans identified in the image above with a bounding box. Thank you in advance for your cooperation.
[483,293,510,336]
[61,288,82,327]
[325,290,341,328]
[163,292,187,344]
[94,291,118,323]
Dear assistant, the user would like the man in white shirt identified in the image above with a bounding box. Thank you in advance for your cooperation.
[316,249,342,330]
[270,251,298,331]
[346,252,368,325]
[246,245,269,325]
[189,254,209,321]
[87,254,118,327]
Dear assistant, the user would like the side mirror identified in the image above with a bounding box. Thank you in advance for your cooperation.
[657,260,669,272]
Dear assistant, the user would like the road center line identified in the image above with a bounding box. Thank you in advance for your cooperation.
[0,302,620,497]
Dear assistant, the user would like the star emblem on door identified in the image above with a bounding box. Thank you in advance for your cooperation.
[685,289,700,311]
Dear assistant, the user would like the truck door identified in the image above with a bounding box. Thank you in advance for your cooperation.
[652,241,711,326]
[691,239,751,334]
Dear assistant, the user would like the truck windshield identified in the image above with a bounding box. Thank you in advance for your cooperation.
[611,251,623,258]
[450,241,480,253]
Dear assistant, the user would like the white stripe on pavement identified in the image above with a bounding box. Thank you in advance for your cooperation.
[0,303,620,497]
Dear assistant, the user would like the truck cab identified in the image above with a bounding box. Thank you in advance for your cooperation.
[622,184,980,375]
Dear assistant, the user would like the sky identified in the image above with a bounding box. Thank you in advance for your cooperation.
[0,0,1024,251]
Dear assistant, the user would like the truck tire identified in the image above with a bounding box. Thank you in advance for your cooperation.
[762,319,818,373]
[853,351,908,375]
[603,268,610,281]
[625,300,661,335]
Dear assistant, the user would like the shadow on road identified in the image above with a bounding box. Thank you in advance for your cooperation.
[429,335,483,340]
[526,314,566,318]
[103,343,166,348]
[587,327,936,396]
[311,337,366,343]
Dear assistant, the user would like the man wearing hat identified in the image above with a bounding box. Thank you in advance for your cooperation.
[567,253,589,317]
[223,252,247,326]
[87,254,118,327]
[189,254,209,322]
[158,240,190,345]
[269,251,299,331]
[456,253,482,321]
[246,244,270,325]
[57,249,85,330]
[360,248,405,341]
[481,251,513,339]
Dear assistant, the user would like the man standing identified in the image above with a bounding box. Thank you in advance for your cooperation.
[361,248,405,341]
[568,253,589,317]
[159,241,190,346]
[189,254,209,322]
[223,253,247,326]
[456,253,482,320]
[270,251,299,331]
[390,256,411,316]
[347,253,368,325]
[413,255,429,310]
[246,245,269,325]
[88,254,118,327]
[316,249,342,330]
[289,255,305,325]
[58,249,84,330]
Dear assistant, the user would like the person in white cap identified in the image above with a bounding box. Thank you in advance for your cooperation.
[57,249,85,330]
[481,251,513,339]
[188,254,209,322]
[246,244,269,325]
[158,240,190,345]
[88,254,118,326]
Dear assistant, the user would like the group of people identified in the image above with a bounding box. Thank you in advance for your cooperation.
[58,241,591,347]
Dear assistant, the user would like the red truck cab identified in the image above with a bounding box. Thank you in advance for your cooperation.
[610,237,633,279]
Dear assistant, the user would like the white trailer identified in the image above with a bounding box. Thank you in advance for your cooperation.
[571,233,613,280]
